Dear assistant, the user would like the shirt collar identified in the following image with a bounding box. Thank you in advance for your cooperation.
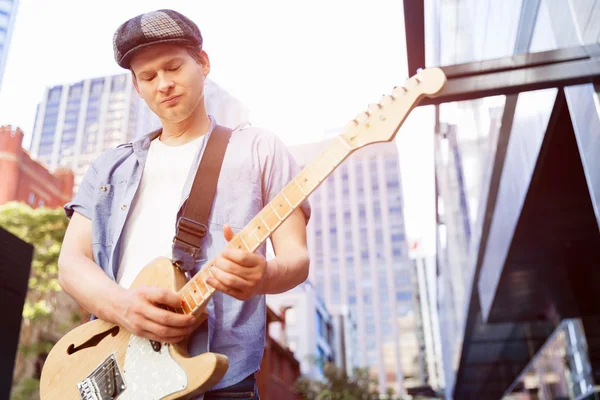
[132,115,217,160]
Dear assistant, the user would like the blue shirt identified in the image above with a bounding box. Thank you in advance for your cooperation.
[64,116,311,391]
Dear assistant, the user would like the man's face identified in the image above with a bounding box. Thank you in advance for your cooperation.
[130,43,210,123]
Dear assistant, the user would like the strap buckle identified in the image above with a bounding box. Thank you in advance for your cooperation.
[176,217,207,243]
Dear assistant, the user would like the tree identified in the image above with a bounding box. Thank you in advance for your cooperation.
[295,362,404,400]
[0,202,82,399]
[0,202,68,322]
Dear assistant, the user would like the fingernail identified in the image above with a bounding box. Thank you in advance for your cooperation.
[181,300,185,307]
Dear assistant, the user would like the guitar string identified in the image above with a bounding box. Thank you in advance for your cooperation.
[72,143,343,397]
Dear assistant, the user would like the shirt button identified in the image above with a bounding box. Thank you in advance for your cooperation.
[121,204,127,211]
[100,186,107,192]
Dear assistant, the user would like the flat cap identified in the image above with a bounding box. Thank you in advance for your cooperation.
[113,9,203,69]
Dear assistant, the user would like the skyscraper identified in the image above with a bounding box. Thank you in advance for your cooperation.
[29,74,249,192]
[0,0,19,92]
[289,139,419,395]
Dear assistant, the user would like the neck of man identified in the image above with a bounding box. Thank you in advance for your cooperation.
[159,101,211,146]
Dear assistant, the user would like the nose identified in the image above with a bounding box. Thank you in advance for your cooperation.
[157,73,175,93]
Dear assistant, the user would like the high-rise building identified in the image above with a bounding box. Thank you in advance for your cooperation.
[411,252,444,391]
[0,0,18,92]
[289,140,419,395]
[267,283,335,380]
[328,304,359,377]
[29,74,249,193]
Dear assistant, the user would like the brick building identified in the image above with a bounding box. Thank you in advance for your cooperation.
[258,306,301,400]
[0,126,73,208]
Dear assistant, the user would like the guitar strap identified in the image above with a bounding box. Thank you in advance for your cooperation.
[172,124,233,271]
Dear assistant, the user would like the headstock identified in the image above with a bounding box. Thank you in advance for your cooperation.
[340,67,446,148]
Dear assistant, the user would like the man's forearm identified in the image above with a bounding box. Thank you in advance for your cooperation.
[58,253,126,323]
[261,248,310,295]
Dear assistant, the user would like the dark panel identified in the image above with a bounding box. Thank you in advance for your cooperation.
[419,58,600,106]
[0,228,33,399]
[481,89,600,324]
[403,0,425,76]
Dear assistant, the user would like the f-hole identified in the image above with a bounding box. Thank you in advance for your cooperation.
[67,326,120,355]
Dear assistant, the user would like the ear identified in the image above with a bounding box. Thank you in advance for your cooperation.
[200,50,211,78]
[131,72,141,96]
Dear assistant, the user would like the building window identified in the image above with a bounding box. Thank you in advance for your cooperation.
[28,192,35,205]
[38,199,45,207]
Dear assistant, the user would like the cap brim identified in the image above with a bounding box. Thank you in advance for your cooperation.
[118,37,201,69]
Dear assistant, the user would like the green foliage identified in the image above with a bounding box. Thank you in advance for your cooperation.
[10,377,40,400]
[295,362,403,400]
[0,202,69,323]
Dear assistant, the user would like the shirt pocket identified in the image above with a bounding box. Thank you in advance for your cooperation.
[211,169,262,231]
[93,181,127,246]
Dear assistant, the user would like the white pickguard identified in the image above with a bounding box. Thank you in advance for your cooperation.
[118,335,188,400]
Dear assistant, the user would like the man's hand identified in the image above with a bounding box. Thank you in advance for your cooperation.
[206,225,268,301]
[114,285,198,344]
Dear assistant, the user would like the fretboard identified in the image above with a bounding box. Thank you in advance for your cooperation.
[175,135,355,315]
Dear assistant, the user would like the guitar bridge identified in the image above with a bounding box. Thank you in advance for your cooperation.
[77,354,125,400]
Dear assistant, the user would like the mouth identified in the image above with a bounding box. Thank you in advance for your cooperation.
[161,95,182,105]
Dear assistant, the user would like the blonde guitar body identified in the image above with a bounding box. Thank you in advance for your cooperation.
[39,257,228,400]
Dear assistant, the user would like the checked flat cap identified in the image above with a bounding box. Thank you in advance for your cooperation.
[113,9,203,69]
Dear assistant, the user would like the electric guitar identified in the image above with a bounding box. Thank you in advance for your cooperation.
[39,67,446,399]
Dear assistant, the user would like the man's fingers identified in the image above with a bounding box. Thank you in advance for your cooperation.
[144,303,195,328]
[213,256,247,278]
[223,224,236,242]
[139,329,186,344]
[206,276,245,300]
[140,319,194,341]
[209,267,251,292]
[222,248,260,268]
[142,286,185,310]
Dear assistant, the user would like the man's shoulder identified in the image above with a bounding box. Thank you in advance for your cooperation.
[89,143,135,172]
[230,123,285,149]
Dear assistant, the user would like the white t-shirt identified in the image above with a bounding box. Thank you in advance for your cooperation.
[116,134,206,288]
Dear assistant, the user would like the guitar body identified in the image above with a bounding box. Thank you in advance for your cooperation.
[39,257,228,400]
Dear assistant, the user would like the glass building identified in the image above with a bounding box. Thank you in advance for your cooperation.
[289,140,420,395]
[30,74,249,193]
[410,0,600,398]
[0,0,18,92]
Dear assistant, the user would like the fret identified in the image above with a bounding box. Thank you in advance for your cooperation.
[228,236,242,250]
[238,235,250,251]
[294,177,307,195]
[249,217,269,241]
[282,181,303,208]
[328,139,350,161]
[271,194,293,219]
[258,214,272,233]
[191,280,206,300]
[181,298,192,314]
[312,152,336,175]
[305,164,323,185]
[337,135,354,150]
[199,268,215,294]
[240,229,260,251]
[295,169,318,195]
[183,287,198,307]
[269,203,284,221]
[261,207,281,232]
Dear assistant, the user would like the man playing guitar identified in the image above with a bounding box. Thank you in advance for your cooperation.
[58,9,311,399]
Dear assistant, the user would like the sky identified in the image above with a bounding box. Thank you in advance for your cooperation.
[0,0,437,255]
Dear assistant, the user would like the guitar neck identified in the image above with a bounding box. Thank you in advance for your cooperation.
[176,136,355,315]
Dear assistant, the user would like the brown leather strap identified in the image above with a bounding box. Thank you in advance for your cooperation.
[172,124,232,269]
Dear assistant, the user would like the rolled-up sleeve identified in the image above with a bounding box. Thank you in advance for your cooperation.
[64,161,97,220]
[260,133,311,223]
